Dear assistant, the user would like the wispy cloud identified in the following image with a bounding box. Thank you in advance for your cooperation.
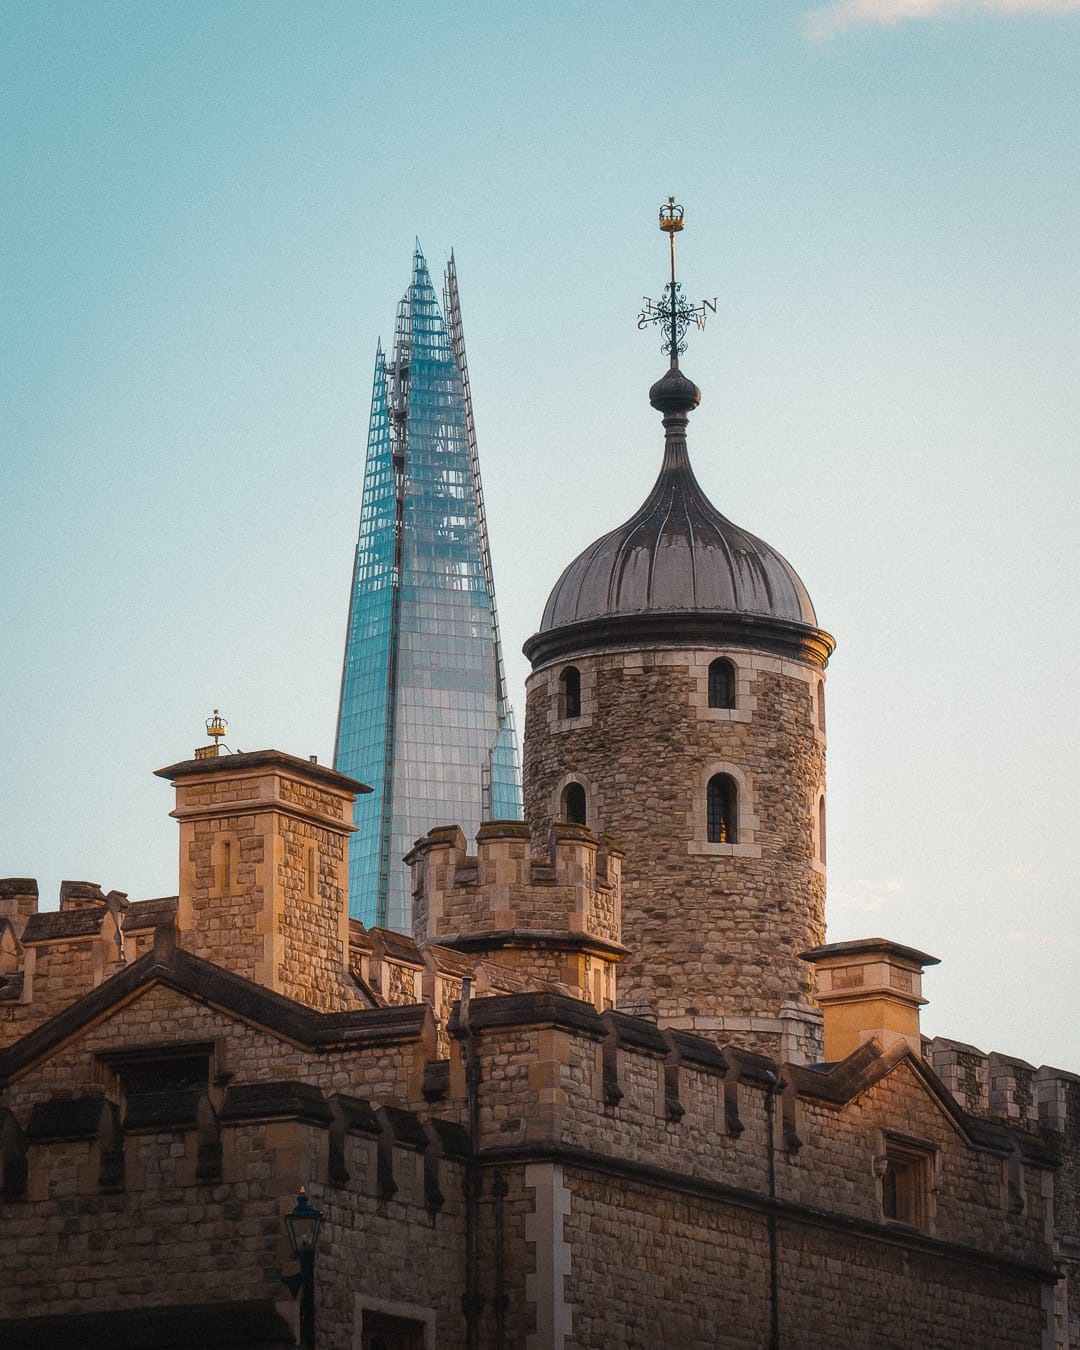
[828,877,907,915]
[805,0,1080,40]
[993,929,1080,950]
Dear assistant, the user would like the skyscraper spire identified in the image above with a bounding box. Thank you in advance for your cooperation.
[335,247,521,932]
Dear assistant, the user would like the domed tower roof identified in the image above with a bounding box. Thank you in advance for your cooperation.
[524,363,834,669]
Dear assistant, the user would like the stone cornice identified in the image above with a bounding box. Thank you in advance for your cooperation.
[154,748,371,798]
[434,929,630,962]
[524,610,836,670]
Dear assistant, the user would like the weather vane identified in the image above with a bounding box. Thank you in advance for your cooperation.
[637,197,717,360]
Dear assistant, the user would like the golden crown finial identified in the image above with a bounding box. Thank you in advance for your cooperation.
[659,196,685,235]
[194,709,229,759]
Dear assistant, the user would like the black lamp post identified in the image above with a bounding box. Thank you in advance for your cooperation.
[282,1187,325,1350]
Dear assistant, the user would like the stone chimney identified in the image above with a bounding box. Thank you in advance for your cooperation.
[155,750,370,1011]
[801,938,938,1062]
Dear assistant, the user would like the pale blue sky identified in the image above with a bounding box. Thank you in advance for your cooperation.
[3,0,1078,1068]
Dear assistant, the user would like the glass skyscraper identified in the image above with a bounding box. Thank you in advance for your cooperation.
[335,245,522,932]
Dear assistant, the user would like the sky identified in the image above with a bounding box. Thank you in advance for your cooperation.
[2,0,1078,1071]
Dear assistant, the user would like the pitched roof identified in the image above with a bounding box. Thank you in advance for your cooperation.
[786,1039,1057,1166]
[0,926,433,1086]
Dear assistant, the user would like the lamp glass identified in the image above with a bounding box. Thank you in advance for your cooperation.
[284,1188,324,1256]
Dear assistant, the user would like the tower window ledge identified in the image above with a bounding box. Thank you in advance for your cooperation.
[688,842,761,859]
[698,706,752,725]
[551,713,594,733]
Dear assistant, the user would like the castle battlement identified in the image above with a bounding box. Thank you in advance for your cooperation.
[408,820,622,943]
[406,820,626,1012]
[927,1035,1080,1134]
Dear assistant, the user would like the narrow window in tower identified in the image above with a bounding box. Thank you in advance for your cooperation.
[817,795,827,864]
[560,666,582,719]
[563,782,587,826]
[816,679,826,732]
[708,658,736,710]
[707,775,737,844]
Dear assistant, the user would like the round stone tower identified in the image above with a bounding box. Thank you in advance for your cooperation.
[522,361,835,1058]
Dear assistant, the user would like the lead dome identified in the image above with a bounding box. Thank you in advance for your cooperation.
[525,367,834,668]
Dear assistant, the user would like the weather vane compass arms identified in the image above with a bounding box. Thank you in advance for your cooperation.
[638,196,717,363]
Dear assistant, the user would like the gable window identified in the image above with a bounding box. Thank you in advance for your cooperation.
[708,658,736,710]
[880,1137,933,1228]
[563,782,587,826]
[559,666,581,719]
[706,775,737,844]
[101,1043,212,1130]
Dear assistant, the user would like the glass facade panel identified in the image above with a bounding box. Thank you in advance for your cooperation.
[335,247,522,932]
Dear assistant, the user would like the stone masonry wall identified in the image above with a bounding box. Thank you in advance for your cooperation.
[1,985,466,1350]
[0,941,99,1044]
[457,1003,1053,1349]
[524,646,826,1052]
[274,804,351,1011]
[928,1035,1080,1348]
[463,1008,1054,1269]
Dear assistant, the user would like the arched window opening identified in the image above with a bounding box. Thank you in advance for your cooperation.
[816,680,826,732]
[818,794,827,864]
[706,775,737,844]
[708,658,736,710]
[560,666,582,719]
[563,782,587,826]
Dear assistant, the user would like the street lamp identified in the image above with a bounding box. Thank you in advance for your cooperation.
[282,1187,325,1350]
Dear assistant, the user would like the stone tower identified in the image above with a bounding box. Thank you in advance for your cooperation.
[522,357,835,1059]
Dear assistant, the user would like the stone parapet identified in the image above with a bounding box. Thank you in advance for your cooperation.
[926,1036,1077,1131]
[0,879,39,938]
[406,820,626,1010]
[0,883,129,1045]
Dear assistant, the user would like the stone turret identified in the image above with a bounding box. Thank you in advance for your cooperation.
[522,359,834,1057]
[406,819,626,1010]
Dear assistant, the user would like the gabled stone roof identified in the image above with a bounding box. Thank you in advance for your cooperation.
[787,1039,1058,1167]
[0,925,434,1086]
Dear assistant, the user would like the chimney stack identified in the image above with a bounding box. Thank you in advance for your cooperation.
[802,938,938,1062]
[155,749,370,1012]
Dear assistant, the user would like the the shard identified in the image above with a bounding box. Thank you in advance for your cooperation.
[335,245,522,931]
